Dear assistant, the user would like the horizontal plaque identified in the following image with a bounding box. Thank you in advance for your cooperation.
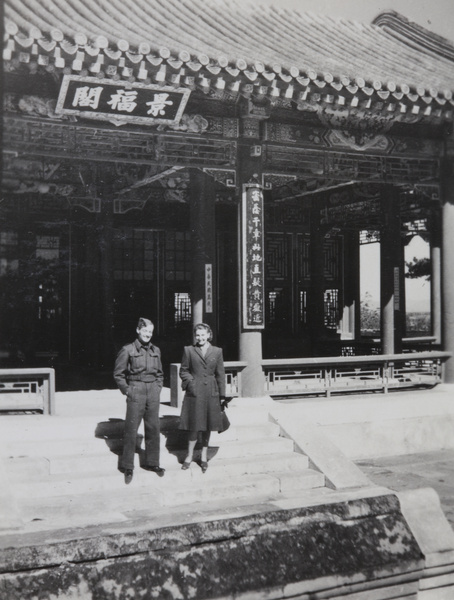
[56,75,191,125]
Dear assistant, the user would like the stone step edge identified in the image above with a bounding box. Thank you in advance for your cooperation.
[10,452,312,491]
[2,423,281,450]
[18,470,326,512]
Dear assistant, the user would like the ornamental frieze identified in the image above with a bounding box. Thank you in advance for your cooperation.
[4,115,237,168]
[262,173,297,190]
[203,168,236,188]
[263,121,439,157]
[158,115,239,138]
[4,93,69,121]
[317,105,396,132]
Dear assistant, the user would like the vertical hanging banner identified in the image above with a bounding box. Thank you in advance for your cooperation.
[242,185,265,329]
[205,264,213,313]
[394,267,400,309]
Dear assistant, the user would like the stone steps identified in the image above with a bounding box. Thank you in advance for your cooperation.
[14,473,331,533]
[2,418,280,453]
[15,467,325,526]
[9,454,325,531]
[6,442,307,478]
[3,402,326,530]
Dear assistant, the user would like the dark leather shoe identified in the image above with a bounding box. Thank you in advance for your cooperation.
[201,461,208,473]
[145,465,165,477]
[124,469,133,484]
[181,461,191,470]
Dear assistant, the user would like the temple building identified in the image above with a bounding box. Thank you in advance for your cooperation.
[2,0,454,394]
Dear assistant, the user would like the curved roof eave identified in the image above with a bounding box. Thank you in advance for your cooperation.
[4,0,454,107]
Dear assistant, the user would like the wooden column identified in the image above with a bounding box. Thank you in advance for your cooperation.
[237,135,265,397]
[341,230,360,340]
[96,193,115,370]
[380,189,402,355]
[189,169,217,335]
[399,240,407,344]
[430,209,442,344]
[441,157,454,382]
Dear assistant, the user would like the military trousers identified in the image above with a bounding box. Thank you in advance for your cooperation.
[120,380,161,471]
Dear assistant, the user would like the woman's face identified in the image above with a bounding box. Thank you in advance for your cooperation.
[195,327,209,346]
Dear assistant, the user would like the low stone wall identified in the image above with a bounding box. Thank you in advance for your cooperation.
[0,494,423,600]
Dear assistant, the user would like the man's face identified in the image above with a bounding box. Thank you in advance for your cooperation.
[137,325,153,344]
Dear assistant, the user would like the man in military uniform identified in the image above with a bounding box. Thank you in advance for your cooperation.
[114,318,165,484]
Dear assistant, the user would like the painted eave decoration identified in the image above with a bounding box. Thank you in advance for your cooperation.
[3,0,454,121]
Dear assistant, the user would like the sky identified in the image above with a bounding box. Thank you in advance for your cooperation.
[360,237,430,313]
[259,0,454,42]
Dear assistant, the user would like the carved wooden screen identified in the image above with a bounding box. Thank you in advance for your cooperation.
[112,229,192,335]
[265,233,292,331]
[323,237,343,331]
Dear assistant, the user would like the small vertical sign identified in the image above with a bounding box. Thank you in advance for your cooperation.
[205,264,213,313]
[242,185,265,328]
[394,267,400,309]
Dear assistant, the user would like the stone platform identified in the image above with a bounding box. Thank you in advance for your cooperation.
[0,386,453,599]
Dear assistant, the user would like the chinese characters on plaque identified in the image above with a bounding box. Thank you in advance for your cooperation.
[56,76,191,125]
[242,185,265,329]
[205,264,213,313]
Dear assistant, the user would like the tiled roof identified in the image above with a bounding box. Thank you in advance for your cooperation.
[4,0,454,112]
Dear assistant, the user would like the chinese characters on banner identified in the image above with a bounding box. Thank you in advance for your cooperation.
[205,264,213,313]
[394,267,400,309]
[242,185,265,329]
[55,76,190,125]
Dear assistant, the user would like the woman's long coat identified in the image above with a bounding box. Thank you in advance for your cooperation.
[179,344,226,432]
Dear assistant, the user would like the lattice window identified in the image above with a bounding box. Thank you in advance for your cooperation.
[0,231,19,275]
[324,288,339,330]
[268,290,279,324]
[360,230,380,245]
[266,234,289,280]
[38,279,61,321]
[36,235,59,261]
[323,238,341,282]
[113,229,159,281]
[299,290,308,325]
[165,231,191,281]
[297,234,310,281]
[174,292,191,324]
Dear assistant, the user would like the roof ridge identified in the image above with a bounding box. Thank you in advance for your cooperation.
[373,10,454,63]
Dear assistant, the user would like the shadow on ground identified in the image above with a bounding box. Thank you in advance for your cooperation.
[94,415,219,469]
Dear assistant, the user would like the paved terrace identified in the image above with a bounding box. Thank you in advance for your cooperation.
[0,385,453,543]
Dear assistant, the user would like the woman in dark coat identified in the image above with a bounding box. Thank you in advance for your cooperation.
[179,323,225,472]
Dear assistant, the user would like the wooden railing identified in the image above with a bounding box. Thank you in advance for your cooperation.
[262,351,451,398]
[0,368,56,414]
[170,361,247,408]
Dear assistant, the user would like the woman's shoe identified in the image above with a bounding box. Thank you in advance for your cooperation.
[201,461,208,473]
[181,461,191,470]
